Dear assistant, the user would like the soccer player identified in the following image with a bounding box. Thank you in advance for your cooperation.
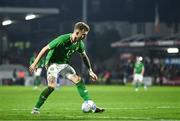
[29,52,44,90]
[133,56,146,91]
[29,22,104,114]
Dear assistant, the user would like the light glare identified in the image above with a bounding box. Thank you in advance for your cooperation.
[25,14,37,20]
[167,48,179,53]
[2,20,12,26]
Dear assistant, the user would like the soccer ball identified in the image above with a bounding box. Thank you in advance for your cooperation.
[81,100,96,113]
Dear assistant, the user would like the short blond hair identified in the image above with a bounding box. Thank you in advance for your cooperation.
[74,22,90,32]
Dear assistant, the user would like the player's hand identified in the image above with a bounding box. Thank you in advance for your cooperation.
[89,70,98,81]
[29,63,37,74]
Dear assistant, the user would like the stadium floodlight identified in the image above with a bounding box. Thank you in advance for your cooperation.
[167,48,179,53]
[25,14,37,20]
[2,19,12,26]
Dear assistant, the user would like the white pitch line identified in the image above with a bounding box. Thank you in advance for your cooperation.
[0,108,79,111]
[66,115,152,120]
[62,115,180,121]
[108,106,180,110]
[0,109,179,121]
[0,113,178,121]
[0,106,180,111]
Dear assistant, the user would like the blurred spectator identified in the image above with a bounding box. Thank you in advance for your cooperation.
[133,57,146,91]
[16,69,25,85]
[159,65,165,86]
[29,52,45,89]
[103,70,112,84]
[12,68,17,83]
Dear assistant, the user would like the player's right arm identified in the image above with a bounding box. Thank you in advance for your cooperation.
[29,45,50,73]
[29,34,69,73]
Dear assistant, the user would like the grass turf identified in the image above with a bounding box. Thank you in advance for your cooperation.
[0,85,180,120]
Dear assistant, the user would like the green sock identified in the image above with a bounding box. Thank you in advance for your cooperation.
[135,82,139,88]
[35,86,54,109]
[34,77,41,86]
[76,80,90,101]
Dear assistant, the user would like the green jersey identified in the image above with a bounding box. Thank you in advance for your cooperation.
[134,62,144,74]
[45,33,85,65]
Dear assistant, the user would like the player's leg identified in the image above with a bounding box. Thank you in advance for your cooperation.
[74,78,91,105]
[137,74,144,90]
[33,68,42,90]
[144,83,147,90]
[69,75,90,100]
[31,64,57,114]
[139,75,147,90]
[33,76,41,90]
[133,74,139,91]
[66,74,104,112]
[61,65,104,113]
[56,75,61,89]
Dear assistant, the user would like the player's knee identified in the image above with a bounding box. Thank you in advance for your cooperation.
[47,76,56,88]
[71,75,81,84]
[48,84,56,89]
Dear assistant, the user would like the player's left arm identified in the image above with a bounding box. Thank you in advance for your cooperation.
[80,51,98,81]
[141,65,145,76]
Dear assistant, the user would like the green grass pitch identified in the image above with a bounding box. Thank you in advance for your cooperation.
[0,85,180,120]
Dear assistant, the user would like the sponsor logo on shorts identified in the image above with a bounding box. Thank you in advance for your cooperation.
[50,67,54,71]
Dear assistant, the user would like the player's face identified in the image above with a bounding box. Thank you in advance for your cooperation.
[136,57,140,62]
[74,29,88,41]
[136,56,143,62]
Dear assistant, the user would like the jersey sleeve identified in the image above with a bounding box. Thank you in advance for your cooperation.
[48,34,70,49]
[77,41,85,54]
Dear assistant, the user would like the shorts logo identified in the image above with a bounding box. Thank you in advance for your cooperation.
[50,67,54,71]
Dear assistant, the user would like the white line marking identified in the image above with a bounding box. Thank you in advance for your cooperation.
[0,108,179,121]
[0,106,180,111]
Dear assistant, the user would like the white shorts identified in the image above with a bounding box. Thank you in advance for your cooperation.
[34,68,42,77]
[133,74,143,82]
[47,63,76,84]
